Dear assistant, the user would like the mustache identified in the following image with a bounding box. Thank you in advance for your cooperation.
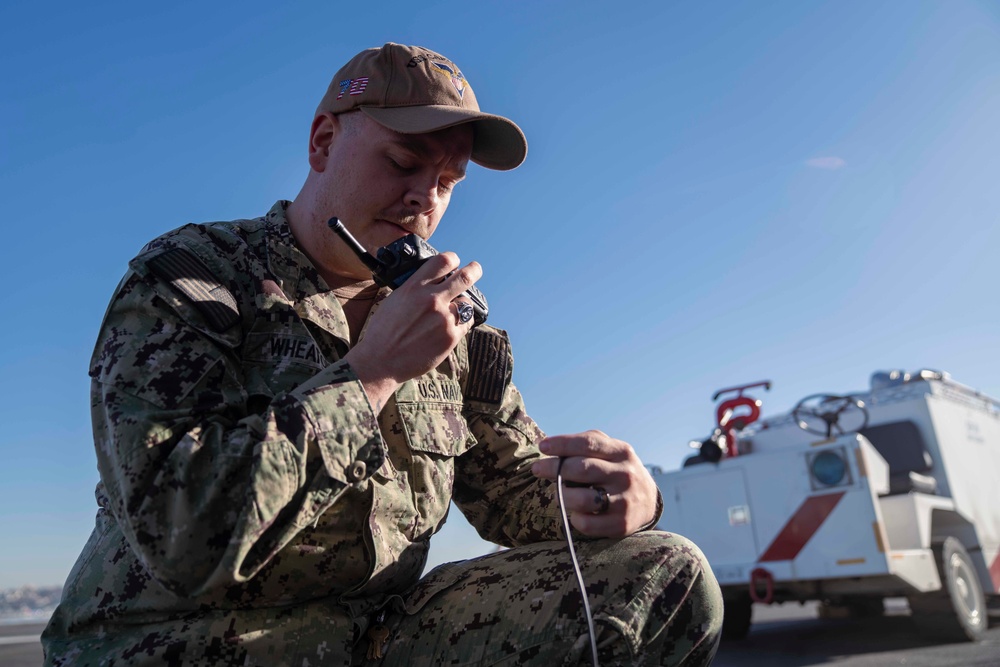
[378,210,422,229]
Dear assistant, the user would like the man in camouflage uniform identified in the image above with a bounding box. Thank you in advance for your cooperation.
[43,43,722,665]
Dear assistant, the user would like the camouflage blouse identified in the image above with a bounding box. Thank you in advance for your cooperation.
[44,202,565,664]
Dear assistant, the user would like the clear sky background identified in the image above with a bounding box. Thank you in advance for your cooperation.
[2,1,1000,590]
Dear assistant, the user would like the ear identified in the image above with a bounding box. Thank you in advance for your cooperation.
[307,112,339,173]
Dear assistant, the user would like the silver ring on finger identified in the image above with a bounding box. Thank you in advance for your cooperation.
[456,302,474,325]
[590,486,610,515]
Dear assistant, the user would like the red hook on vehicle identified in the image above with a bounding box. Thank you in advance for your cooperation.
[716,397,761,458]
[712,381,771,458]
[716,396,762,431]
[749,567,774,604]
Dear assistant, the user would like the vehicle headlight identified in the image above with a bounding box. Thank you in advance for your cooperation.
[810,449,848,487]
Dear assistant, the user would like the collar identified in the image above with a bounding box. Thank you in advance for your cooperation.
[262,200,328,303]
[260,201,390,344]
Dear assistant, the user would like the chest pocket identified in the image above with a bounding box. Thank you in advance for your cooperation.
[394,374,475,457]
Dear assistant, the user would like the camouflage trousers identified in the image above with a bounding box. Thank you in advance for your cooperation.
[43,531,721,666]
[362,530,722,666]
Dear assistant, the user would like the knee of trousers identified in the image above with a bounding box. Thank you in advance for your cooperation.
[582,530,724,660]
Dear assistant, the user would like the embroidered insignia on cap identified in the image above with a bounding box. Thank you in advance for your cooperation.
[337,77,370,100]
[431,62,467,98]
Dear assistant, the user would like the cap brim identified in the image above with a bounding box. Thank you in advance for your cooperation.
[360,105,527,171]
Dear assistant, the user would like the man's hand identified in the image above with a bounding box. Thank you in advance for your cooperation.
[531,430,659,537]
[344,251,480,411]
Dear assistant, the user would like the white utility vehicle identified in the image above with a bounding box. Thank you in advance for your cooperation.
[652,370,1000,641]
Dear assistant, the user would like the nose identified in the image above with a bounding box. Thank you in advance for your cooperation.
[403,174,442,215]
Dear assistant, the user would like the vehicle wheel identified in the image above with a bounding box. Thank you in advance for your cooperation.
[909,537,987,641]
[722,592,752,641]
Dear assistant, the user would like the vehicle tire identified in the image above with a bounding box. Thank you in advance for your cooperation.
[909,537,987,642]
[722,592,752,641]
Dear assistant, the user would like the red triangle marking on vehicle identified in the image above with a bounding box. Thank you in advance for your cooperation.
[758,491,846,562]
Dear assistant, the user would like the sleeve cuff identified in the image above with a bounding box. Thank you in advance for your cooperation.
[287,359,385,485]
[638,488,665,533]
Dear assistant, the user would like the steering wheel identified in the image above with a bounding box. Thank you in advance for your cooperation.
[791,394,869,438]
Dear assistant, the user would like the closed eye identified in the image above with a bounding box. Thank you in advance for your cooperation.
[388,157,416,173]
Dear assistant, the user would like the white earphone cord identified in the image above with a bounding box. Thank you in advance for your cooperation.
[556,457,600,667]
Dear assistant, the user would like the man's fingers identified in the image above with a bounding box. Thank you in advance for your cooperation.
[411,252,461,284]
[530,429,635,484]
[538,431,631,461]
[556,485,633,538]
[407,253,482,302]
[562,485,615,514]
[532,431,661,539]
[442,261,482,300]
[530,455,617,483]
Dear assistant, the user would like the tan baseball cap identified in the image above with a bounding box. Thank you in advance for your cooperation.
[317,43,527,171]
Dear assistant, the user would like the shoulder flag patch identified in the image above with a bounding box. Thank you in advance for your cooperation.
[147,247,240,332]
[466,327,510,404]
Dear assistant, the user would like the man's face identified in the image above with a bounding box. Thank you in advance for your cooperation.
[314,111,473,279]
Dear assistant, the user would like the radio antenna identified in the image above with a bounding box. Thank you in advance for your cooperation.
[327,217,384,273]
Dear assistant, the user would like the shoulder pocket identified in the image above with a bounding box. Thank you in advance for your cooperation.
[146,248,240,333]
[462,326,513,412]
[129,238,244,350]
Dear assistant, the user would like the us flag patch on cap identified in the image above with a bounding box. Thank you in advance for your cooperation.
[337,77,369,99]
[466,327,510,404]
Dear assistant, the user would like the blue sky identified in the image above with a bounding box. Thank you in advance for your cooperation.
[2,1,999,589]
